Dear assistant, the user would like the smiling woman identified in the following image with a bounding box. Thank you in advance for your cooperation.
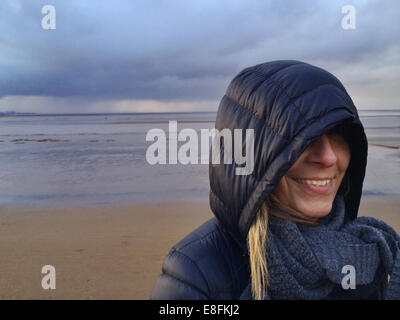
[151,60,400,300]
[272,124,351,220]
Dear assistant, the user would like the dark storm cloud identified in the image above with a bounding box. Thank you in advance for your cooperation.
[0,0,399,105]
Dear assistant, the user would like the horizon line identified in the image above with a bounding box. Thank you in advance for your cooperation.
[1,108,400,117]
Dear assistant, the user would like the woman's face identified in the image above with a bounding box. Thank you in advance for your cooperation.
[273,125,351,218]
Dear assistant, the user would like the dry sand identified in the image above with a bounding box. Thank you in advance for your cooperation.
[0,195,399,299]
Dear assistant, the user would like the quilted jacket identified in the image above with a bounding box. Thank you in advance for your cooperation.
[150,60,369,299]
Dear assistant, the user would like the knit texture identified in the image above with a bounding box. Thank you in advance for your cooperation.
[259,194,400,300]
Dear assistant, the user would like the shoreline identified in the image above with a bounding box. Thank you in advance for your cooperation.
[0,195,399,299]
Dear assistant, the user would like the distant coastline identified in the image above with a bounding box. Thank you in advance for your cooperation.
[0,109,399,117]
[0,111,216,117]
[0,111,37,116]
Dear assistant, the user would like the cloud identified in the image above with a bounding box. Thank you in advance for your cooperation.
[0,0,399,112]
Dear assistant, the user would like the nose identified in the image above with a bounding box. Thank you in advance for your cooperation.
[307,134,337,167]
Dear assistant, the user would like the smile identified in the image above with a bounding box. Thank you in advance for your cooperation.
[293,178,333,186]
[292,177,335,194]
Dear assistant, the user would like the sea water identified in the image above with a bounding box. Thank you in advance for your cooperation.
[0,110,399,208]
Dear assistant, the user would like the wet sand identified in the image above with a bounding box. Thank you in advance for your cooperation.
[0,195,399,299]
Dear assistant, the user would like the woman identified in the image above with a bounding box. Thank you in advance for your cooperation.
[150,60,400,299]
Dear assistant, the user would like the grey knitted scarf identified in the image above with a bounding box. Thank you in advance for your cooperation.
[242,194,400,300]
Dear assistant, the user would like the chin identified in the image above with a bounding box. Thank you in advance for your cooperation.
[297,201,333,218]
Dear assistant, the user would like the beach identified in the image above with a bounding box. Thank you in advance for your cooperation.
[0,200,213,299]
[0,195,399,300]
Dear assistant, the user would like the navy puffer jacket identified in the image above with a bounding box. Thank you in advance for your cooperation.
[150,60,369,299]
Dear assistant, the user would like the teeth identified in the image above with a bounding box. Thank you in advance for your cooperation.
[296,179,332,186]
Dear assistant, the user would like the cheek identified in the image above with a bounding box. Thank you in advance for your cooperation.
[273,176,291,199]
[274,159,303,196]
[285,155,304,175]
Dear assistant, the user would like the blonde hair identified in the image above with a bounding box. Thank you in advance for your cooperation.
[248,200,270,300]
[247,193,318,300]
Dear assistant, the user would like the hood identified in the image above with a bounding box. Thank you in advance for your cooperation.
[209,60,368,250]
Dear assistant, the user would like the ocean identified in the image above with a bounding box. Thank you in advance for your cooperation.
[0,110,399,208]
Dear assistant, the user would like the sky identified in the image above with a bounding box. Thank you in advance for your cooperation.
[0,0,399,113]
